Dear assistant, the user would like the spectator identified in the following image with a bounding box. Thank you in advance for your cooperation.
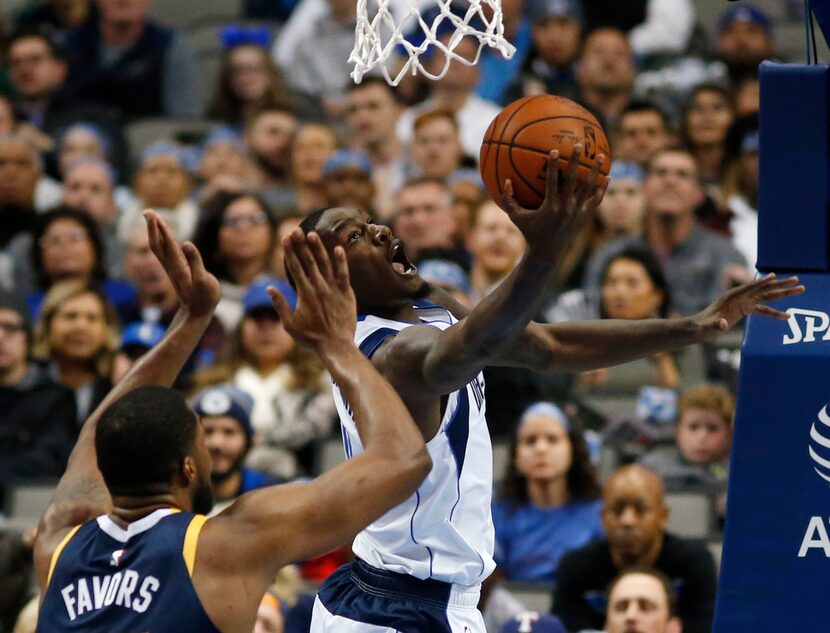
[192,127,261,209]
[553,465,717,633]
[14,0,95,42]
[194,280,336,480]
[418,259,473,309]
[0,135,41,247]
[492,402,603,583]
[63,0,200,119]
[25,206,136,320]
[393,177,464,265]
[111,320,164,383]
[576,27,636,128]
[320,149,376,212]
[54,121,109,179]
[0,289,75,485]
[722,121,759,270]
[119,141,198,242]
[595,161,645,249]
[680,84,735,190]
[448,173,487,243]
[290,123,338,214]
[396,31,501,158]
[733,76,760,117]
[0,96,16,135]
[473,0,533,105]
[716,4,775,85]
[244,107,299,210]
[192,384,279,515]
[605,567,682,633]
[0,529,36,633]
[209,25,291,125]
[505,0,583,103]
[346,78,405,220]
[584,147,748,316]
[640,384,733,489]
[582,0,694,57]
[32,280,117,423]
[121,220,225,381]
[467,199,525,303]
[408,109,467,182]
[254,592,285,633]
[193,192,276,331]
[270,213,304,281]
[6,27,67,131]
[614,101,673,168]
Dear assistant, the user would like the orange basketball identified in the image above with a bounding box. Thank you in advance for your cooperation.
[479,95,612,209]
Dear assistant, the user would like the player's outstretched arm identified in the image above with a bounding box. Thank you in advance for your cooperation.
[196,233,431,604]
[375,147,607,401]
[34,211,220,590]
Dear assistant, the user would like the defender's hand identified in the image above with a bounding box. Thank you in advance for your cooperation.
[693,273,805,339]
[499,145,608,266]
[144,210,220,318]
[268,229,357,355]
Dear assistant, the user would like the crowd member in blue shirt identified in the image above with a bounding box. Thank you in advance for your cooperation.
[492,402,604,583]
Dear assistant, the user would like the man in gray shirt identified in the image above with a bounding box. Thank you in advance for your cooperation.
[584,147,748,316]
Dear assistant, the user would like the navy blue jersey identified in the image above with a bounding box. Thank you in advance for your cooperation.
[37,508,220,632]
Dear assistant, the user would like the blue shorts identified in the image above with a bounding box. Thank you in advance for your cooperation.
[311,559,485,633]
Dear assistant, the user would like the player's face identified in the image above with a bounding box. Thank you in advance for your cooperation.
[317,207,426,312]
[676,407,731,465]
[602,472,668,564]
[347,84,400,147]
[515,414,573,484]
[605,574,678,633]
[62,164,117,225]
[598,179,644,234]
[617,112,670,167]
[0,308,27,378]
[601,259,664,321]
[643,152,702,218]
[468,202,525,278]
[393,183,456,258]
[203,415,249,480]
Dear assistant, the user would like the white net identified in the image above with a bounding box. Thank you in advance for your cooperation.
[350,0,516,86]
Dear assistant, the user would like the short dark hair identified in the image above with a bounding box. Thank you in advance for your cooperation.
[347,76,399,101]
[600,247,672,318]
[619,100,672,132]
[298,208,330,236]
[607,566,679,618]
[32,206,106,290]
[8,26,64,60]
[96,386,198,495]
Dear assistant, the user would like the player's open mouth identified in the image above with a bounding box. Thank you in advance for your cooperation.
[390,241,417,276]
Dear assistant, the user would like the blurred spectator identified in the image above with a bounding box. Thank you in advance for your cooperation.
[0,529,36,633]
[0,135,41,246]
[448,173,487,243]
[119,141,198,242]
[346,78,405,220]
[55,121,108,178]
[26,206,136,319]
[467,200,525,303]
[7,27,67,130]
[121,220,225,379]
[595,161,645,248]
[290,123,338,213]
[63,0,200,119]
[32,280,117,423]
[111,320,164,383]
[209,25,291,125]
[244,107,299,209]
[192,384,280,514]
[14,0,95,42]
[194,280,336,480]
[320,149,376,212]
[0,289,75,484]
[254,592,285,633]
[0,96,16,135]
[722,117,759,270]
[270,213,304,281]
[393,178,464,264]
[640,384,733,489]
[614,101,673,168]
[408,109,467,182]
[604,567,682,633]
[272,0,357,115]
[576,27,636,127]
[397,32,501,158]
[194,192,275,331]
[12,596,39,633]
[492,402,603,583]
[418,259,473,309]
[192,127,261,209]
[716,4,775,85]
[553,465,717,633]
[733,76,760,117]
[582,0,694,57]
[474,0,533,105]
[504,0,583,103]
[585,147,747,315]
[680,84,735,190]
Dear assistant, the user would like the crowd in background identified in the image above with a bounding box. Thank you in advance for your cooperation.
[0,0,797,631]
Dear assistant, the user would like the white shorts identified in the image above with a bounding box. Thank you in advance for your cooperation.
[310,559,486,633]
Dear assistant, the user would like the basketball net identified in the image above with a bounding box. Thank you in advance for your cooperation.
[350,0,516,86]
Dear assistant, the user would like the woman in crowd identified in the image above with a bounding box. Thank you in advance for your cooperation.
[681,84,735,192]
[33,280,118,423]
[27,206,136,320]
[193,191,276,330]
[492,402,603,583]
[289,123,338,214]
[193,280,335,480]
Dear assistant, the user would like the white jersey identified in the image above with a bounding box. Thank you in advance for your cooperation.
[332,302,496,587]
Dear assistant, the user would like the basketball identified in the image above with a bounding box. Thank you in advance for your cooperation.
[479,95,612,209]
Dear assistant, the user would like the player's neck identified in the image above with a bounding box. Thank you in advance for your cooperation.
[108,496,183,528]
[527,477,569,509]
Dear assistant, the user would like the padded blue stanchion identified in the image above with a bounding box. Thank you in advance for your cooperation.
[757,62,830,272]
